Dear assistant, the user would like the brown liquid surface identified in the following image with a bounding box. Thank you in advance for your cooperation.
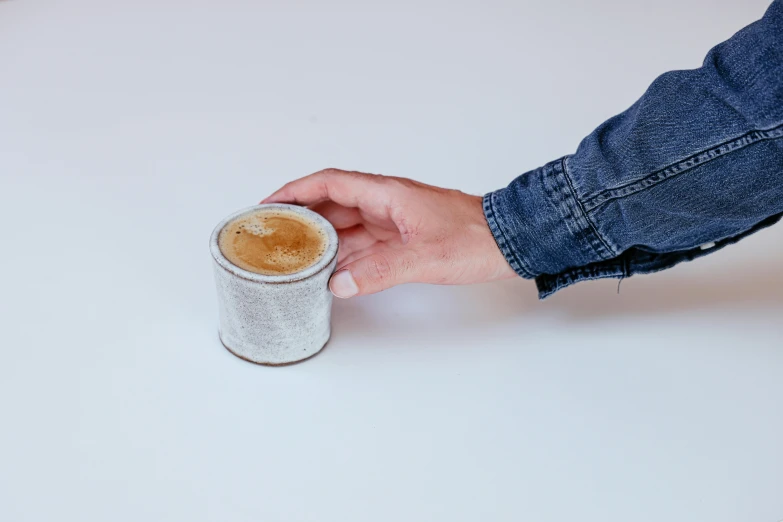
[218,209,327,275]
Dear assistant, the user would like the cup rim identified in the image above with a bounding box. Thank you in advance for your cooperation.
[209,204,339,283]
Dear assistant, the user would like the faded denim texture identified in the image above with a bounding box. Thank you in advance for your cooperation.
[485,0,783,298]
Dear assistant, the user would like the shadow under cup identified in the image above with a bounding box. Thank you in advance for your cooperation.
[209,204,339,365]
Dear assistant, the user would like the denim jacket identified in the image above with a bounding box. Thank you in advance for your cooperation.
[484,0,783,298]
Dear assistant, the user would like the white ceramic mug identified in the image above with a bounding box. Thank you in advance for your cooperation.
[209,204,339,365]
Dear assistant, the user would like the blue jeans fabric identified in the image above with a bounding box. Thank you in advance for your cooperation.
[485,0,783,298]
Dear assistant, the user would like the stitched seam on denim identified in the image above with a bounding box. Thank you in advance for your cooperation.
[559,157,616,259]
[583,122,783,212]
[483,193,535,279]
[537,269,624,299]
[536,259,625,298]
[538,212,783,298]
[485,193,535,279]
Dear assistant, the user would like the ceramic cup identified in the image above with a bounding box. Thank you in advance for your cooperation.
[209,204,339,365]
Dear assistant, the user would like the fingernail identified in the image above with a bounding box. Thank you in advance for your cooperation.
[329,270,358,298]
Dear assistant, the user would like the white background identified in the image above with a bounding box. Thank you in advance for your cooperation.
[1,1,781,521]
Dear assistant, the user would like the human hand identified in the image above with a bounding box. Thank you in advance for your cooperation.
[263,169,516,298]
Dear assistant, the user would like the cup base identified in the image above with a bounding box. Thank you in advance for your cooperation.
[218,332,329,366]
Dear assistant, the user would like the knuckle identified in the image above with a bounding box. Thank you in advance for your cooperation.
[394,213,423,244]
[365,254,395,285]
[316,170,339,185]
[323,169,377,187]
[324,168,374,180]
[387,177,414,191]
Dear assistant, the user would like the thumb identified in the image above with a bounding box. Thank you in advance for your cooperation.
[329,250,416,298]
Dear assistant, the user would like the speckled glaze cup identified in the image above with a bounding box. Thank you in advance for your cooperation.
[210,204,339,365]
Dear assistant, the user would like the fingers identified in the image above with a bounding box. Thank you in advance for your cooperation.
[336,241,390,270]
[329,248,418,298]
[265,168,422,298]
[262,169,391,209]
[309,201,363,229]
[310,202,400,235]
[336,225,378,262]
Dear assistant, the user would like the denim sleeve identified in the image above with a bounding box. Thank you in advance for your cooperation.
[484,0,783,298]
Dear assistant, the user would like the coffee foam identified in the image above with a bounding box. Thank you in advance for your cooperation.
[218,209,327,276]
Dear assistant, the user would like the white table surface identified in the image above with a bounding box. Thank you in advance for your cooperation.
[2,1,781,521]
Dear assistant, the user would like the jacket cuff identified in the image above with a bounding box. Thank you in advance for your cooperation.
[483,157,615,285]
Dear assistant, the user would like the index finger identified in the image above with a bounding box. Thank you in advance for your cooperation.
[262,168,387,208]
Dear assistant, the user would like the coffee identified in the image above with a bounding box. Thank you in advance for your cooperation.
[218,208,327,276]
